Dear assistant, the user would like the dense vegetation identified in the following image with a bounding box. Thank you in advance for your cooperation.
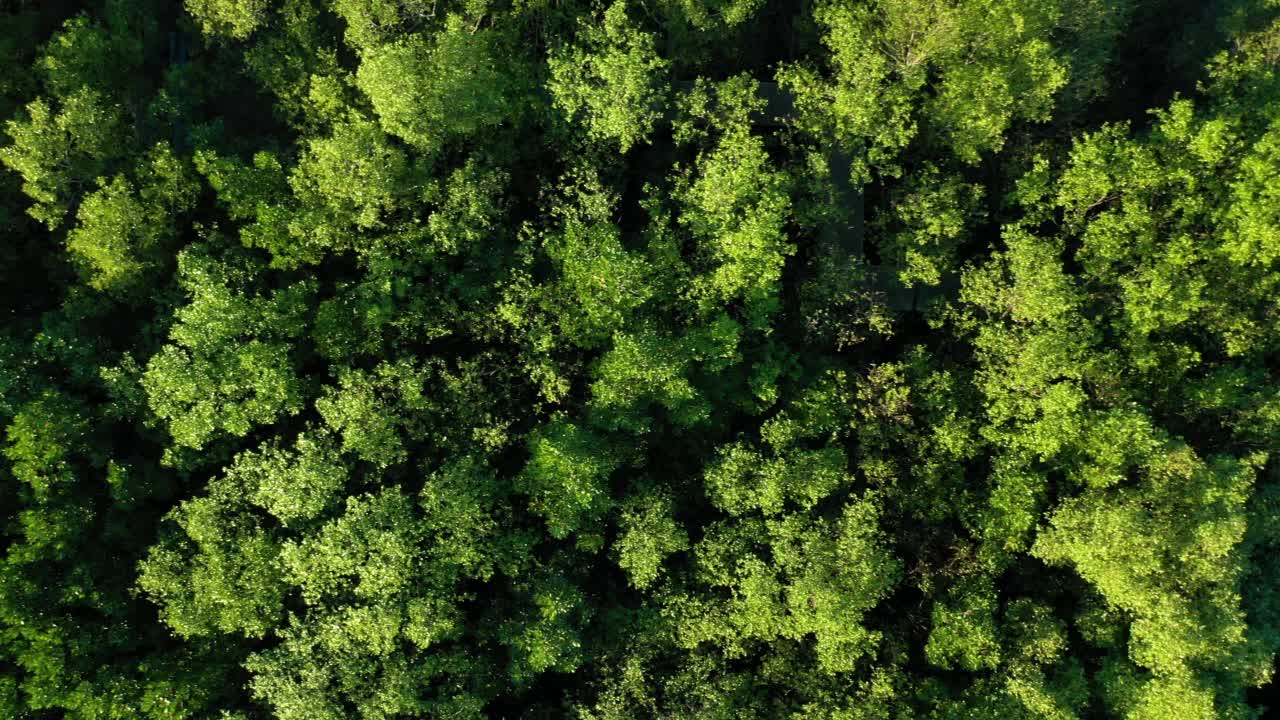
[2,0,1279,717]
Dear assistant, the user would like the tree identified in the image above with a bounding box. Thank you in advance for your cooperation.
[314,360,433,469]
[356,18,512,155]
[38,12,147,99]
[283,115,411,265]
[1033,446,1271,717]
[141,246,312,454]
[517,416,621,541]
[1,89,128,228]
[138,468,288,639]
[669,498,900,674]
[66,142,197,297]
[185,0,273,40]
[673,76,794,330]
[613,484,689,588]
[548,2,670,152]
[330,0,446,50]
[782,0,1110,175]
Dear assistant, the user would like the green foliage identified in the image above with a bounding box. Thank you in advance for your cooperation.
[314,360,432,468]
[141,248,312,452]
[356,18,511,154]
[614,485,689,588]
[330,0,448,49]
[234,0,345,124]
[704,441,849,516]
[674,76,794,329]
[663,0,764,30]
[138,474,287,638]
[548,2,670,152]
[877,163,984,287]
[511,170,656,350]
[4,392,93,503]
[517,416,620,540]
[186,0,272,40]
[589,328,711,430]
[784,0,1087,174]
[421,157,508,256]
[3,2,1280,719]
[419,456,526,582]
[285,116,410,260]
[1,89,128,227]
[672,498,900,673]
[281,487,423,604]
[501,569,593,682]
[197,117,415,268]
[39,12,147,98]
[1034,448,1267,685]
[242,431,347,526]
[925,575,1001,671]
[67,143,197,296]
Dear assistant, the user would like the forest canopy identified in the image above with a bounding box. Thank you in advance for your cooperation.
[2,0,1280,718]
